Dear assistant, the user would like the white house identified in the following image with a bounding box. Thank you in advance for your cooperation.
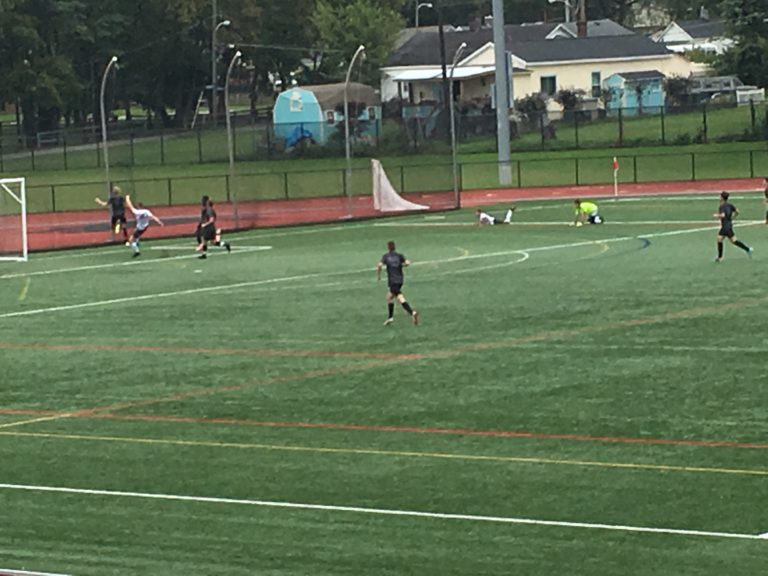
[652,18,734,55]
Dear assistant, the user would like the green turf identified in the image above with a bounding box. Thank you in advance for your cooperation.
[0,194,767,575]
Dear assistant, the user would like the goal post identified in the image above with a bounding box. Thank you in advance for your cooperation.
[0,177,28,262]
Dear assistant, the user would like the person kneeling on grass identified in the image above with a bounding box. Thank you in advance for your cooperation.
[125,194,164,258]
[476,207,515,226]
[572,199,603,226]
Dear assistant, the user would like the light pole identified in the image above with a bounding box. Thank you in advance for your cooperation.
[99,55,118,198]
[343,44,366,218]
[415,2,433,27]
[449,42,467,208]
[547,0,573,23]
[225,50,242,229]
[211,18,231,127]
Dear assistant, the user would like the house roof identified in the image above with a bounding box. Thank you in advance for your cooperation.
[509,36,672,64]
[612,70,666,81]
[676,19,726,39]
[292,82,379,109]
[386,25,668,68]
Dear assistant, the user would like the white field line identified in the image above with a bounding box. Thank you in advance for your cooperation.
[148,245,268,251]
[0,569,72,576]
[0,224,730,320]
[375,220,763,227]
[0,246,272,280]
[0,483,763,541]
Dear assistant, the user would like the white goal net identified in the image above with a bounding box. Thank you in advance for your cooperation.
[371,159,429,212]
[0,177,28,261]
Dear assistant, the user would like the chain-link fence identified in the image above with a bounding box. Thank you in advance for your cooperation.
[2,102,766,174]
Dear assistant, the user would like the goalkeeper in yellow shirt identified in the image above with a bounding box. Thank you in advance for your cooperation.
[572,199,603,226]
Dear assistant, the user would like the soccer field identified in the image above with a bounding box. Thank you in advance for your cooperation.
[0,194,766,575]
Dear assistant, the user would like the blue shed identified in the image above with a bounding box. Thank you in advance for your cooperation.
[272,82,381,147]
[603,70,666,116]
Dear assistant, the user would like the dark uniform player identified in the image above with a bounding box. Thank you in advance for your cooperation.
[714,191,753,262]
[196,196,231,259]
[377,240,419,326]
[94,186,129,242]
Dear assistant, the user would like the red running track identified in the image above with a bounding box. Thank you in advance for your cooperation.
[6,177,764,253]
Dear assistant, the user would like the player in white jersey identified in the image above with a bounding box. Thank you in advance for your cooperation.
[125,195,164,258]
[476,207,515,226]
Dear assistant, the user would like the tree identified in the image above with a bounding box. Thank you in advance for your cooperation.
[312,0,405,84]
[664,75,693,107]
[716,0,768,89]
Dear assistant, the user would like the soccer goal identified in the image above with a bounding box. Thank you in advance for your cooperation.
[0,177,28,262]
[371,159,429,213]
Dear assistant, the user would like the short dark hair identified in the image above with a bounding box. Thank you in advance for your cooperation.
[720,191,730,200]
[387,240,396,251]
[201,195,210,206]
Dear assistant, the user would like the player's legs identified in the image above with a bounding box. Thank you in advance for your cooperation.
[715,233,725,261]
[396,292,418,325]
[130,228,146,257]
[728,234,753,256]
[384,290,396,325]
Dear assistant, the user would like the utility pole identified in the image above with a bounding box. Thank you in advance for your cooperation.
[437,4,451,142]
[492,0,511,185]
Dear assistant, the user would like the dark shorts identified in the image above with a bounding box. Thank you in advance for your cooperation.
[133,227,148,240]
[719,225,734,238]
[111,214,127,226]
[388,283,403,296]
[201,224,216,241]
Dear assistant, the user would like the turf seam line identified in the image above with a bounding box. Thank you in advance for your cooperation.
[0,483,763,541]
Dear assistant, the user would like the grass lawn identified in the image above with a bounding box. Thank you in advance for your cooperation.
[0,194,766,575]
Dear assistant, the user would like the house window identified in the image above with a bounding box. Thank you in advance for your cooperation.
[591,71,601,98]
[367,106,376,120]
[540,76,556,96]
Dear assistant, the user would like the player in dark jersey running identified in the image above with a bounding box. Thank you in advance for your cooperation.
[714,191,753,262]
[94,185,129,242]
[195,195,231,259]
[377,240,419,326]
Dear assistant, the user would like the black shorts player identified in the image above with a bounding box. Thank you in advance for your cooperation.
[94,185,129,241]
[376,241,419,326]
[714,191,752,262]
[195,196,231,258]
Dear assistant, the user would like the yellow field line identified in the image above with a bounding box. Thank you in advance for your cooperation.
[0,429,765,478]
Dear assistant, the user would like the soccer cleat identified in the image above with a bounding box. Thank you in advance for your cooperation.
[747,247,753,259]
[383,318,394,326]
[132,252,141,258]
[412,310,419,326]
[225,242,231,253]
[198,254,207,259]
[714,257,722,263]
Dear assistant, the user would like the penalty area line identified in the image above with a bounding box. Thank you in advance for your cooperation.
[0,483,763,542]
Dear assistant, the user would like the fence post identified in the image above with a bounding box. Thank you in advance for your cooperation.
[62,134,68,170]
[574,157,579,186]
[225,174,230,201]
[574,112,579,148]
[701,103,708,144]
[539,114,545,147]
[400,166,405,193]
[660,106,666,145]
[160,130,165,165]
[130,133,135,166]
[690,152,696,181]
[167,178,172,206]
[633,155,638,183]
[197,125,203,163]
[749,150,754,178]
[618,108,624,146]
[749,100,756,131]
[517,160,523,188]
[96,139,101,168]
[51,185,56,212]
[284,171,289,199]
[30,147,35,171]
[342,168,348,198]
[0,137,3,172]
